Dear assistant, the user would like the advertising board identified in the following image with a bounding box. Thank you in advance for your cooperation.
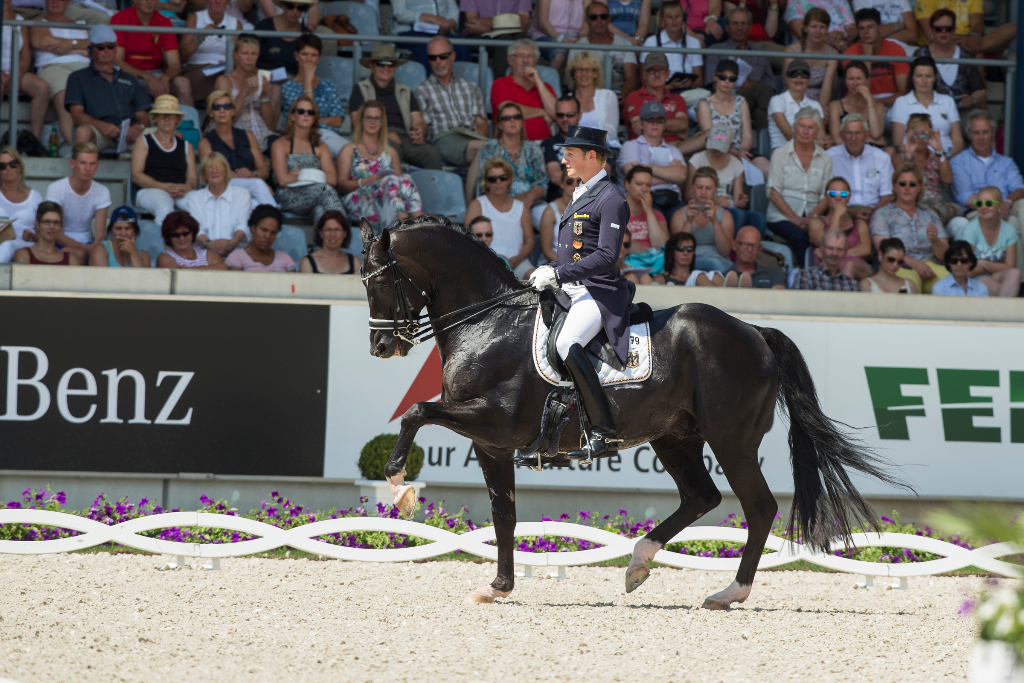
[325,304,1024,498]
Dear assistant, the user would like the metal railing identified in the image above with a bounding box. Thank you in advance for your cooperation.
[5,21,1017,151]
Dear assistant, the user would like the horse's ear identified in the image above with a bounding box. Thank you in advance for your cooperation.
[379,228,391,253]
[360,218,375,248]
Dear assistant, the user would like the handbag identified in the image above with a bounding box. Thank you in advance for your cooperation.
[323,14,359,45]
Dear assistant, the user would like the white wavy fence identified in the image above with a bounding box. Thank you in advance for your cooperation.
[0,510,1020,582]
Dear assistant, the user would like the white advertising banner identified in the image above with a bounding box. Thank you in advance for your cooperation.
[325,304,1024,498]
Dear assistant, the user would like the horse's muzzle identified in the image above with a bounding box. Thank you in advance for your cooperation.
[371,331,409,358]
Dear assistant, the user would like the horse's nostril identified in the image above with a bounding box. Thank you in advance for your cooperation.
[377,342,389,356]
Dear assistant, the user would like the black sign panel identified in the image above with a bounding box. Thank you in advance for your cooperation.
[0,296,329,476]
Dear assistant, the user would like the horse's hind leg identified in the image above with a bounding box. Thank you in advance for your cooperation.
[464,444,517,604]
[626,436,721,593]
[702,454,777,610]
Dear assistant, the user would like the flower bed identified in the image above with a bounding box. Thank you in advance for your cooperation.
[0,488,996,563]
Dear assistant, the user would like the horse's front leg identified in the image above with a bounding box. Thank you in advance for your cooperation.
[384,398,493,515]
[465,444,516,604]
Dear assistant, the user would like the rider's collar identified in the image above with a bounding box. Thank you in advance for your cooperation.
[573,168,607,201]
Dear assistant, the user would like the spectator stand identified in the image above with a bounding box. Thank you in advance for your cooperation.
[409,169,466,224]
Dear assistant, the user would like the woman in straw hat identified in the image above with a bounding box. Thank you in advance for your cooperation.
[131,94,198,227]
[337,100,423,227]
[271,95,346,225]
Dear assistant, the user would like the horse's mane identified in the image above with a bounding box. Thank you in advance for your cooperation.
[387,213,531,291]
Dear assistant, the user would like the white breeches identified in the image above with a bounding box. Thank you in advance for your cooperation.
[555,282,603,360]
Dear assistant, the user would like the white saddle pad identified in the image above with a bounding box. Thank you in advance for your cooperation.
[532,304,653,387]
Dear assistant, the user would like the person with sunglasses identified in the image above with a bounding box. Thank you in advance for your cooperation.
[913,10,985,114]
[198,90,276,209]
[653,231,723,286]
[912,0,1016,56]
[155,210,228,269]
[767,60,828,151]
[702,9,776,131]
[468,215,514,271]
[349,43,443,171]
[413,36,489,169]
[0,146,43,264]
[948,111,1024,244]
[841,8,909,109]
[464,158,535,277]
[860,237,916,293]
[12,202,81,266]
[64,25,150,154]
[870,163,950,293]
[807,177,871,281]
[272,95,346,227]
[215,35,280,148]
[253,0,315,77]
[618,101,687,222]
[695,60,769,177]
[391,0,465,72]
[568,2,640,97]
[890,56,963,158]
[930,240,988,297]
[337,100,424,227]
[723,224,787,287]
[623,53,690,144]
[542,95,582,202]
[955,187,1021,297]
[470,103,548,226]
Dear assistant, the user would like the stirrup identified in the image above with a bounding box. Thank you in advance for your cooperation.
[566,431,621,460]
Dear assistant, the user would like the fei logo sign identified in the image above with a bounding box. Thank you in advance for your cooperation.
[864,367,1024,443]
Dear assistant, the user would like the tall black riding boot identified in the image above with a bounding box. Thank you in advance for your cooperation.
[564,343,620,459]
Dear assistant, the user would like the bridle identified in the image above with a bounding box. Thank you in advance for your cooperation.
[361,239,535,346]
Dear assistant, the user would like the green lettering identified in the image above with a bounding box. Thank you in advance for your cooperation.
[864,367,928,440]
[1010,371,1024,443]
[937,369,1000,443]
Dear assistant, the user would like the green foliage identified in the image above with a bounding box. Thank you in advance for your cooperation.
[358,434,423,481]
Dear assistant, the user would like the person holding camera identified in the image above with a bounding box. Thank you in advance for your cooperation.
[669,166,735,272]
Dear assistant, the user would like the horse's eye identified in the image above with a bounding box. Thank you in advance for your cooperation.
[375,279,389,290]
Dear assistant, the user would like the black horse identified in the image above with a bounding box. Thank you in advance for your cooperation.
[360,215,907,608]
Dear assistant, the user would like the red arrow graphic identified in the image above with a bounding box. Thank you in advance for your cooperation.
[389,346,443,421]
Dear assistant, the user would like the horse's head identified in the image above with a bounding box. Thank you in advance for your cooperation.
[360,218,425,358]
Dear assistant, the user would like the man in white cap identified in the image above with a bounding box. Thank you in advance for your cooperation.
[64,24,150,152]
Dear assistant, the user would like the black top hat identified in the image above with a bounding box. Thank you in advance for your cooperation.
[562,125,610,155]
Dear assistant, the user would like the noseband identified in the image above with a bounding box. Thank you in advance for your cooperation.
[361,241,535,346]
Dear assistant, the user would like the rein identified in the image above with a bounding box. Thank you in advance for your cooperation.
[361,245,535,346]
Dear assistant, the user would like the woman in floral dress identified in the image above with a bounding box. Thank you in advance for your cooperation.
[336,101,423,228]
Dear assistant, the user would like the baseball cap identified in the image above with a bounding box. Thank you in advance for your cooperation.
[787,59,811,76]
[643,53,669,71]
[89,24,117,45]
[706,124,734,153]
[109,205,138,223]
[639,101,667,120]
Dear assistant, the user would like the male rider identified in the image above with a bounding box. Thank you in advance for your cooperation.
[528,126,631,459]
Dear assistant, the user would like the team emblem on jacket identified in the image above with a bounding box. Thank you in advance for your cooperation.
[573,221,583,234]
[573,238,583,249]
[626,351,640,369]
[573,254,582,261]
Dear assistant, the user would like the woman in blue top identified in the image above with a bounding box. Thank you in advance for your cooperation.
[931,241,988,297]
[88,206,151,268]
[957,186,1021,298]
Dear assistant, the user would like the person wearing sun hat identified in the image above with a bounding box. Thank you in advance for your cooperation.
[131,94,198,227]
[463,3,531,79]
[524,125,630,463]
[348,43,442,170]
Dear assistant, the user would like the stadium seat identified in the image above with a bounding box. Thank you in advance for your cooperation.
[319,1,378,35]
[136,220,165,267]
[757,128,772,157]
[274,225,310,266]
[410,169,466,224]
[395,61,427,90]
[451,61,494,113]
[316,56,356,112]
[749,183,768,215]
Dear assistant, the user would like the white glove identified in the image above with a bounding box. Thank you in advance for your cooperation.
[528,265,558,291]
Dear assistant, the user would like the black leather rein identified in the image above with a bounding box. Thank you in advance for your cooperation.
[361,247,535,346]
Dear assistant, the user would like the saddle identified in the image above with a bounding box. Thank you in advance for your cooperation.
[540,281,653,376]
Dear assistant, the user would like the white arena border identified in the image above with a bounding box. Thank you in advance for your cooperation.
[0,510,1020,583]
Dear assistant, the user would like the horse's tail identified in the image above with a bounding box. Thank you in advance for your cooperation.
[755,326,913,553]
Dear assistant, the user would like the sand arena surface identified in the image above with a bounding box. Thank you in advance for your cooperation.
[0,554,987,682]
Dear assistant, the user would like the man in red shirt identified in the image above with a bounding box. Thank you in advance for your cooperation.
[489,39,557,141]
[842,8,908,107]
[112,0,193,105]
[622,54,690,145]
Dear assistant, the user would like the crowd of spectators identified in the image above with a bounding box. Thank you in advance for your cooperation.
[0,0,1019,298]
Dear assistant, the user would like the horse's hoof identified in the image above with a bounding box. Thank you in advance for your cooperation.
[464,585,511,604]
[625,565,650,593]
[393,485,416,516]
[701,597,730,610]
